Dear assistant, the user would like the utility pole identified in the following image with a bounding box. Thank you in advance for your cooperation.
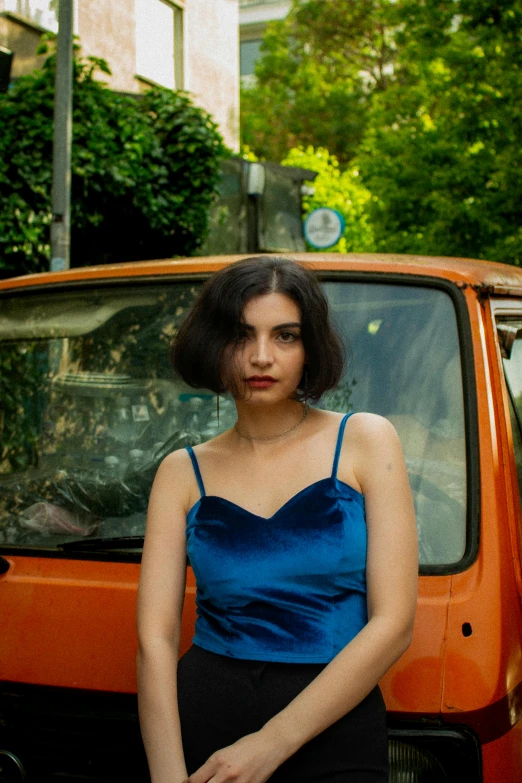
[50,0,73,272]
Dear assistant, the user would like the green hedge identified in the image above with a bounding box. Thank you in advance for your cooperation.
[0,49,227,278]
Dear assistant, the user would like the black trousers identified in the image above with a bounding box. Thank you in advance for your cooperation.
[177,645,388,782]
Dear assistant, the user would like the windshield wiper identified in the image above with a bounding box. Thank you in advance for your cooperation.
[58,535,144,551]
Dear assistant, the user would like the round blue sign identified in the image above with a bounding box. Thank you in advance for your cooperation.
[304,208,345,249]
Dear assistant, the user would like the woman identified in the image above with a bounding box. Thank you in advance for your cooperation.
[137,256,418,783]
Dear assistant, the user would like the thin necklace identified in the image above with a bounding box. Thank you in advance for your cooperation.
[234,404,309,442]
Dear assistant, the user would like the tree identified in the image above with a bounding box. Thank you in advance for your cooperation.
[282,146,375,251]
[242,0,522,265]
[0,49,226,278]
[241,0,398,164]
[357,0,522,263]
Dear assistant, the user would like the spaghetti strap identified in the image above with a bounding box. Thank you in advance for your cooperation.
[186,446,206,497]
[331,413,354,479]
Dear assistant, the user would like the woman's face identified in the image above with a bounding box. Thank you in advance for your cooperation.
[224,293,306,403]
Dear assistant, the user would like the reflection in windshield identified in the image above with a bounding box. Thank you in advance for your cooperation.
[0,281,466,565]
[323,282,466,565]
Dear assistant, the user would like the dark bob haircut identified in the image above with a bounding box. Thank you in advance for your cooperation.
[171,256,345,403]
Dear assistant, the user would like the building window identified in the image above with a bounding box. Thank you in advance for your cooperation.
[240,38,262,77]
[3,0,58,32]
[135,0,183,90]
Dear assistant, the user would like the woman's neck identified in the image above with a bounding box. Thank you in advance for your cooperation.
[233,399,309,442]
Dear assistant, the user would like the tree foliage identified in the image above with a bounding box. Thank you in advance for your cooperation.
[282,147,375,252]
[243,0,522,264]
[0,49,226,278]
[358,0,522,262]
[241,0,397,164]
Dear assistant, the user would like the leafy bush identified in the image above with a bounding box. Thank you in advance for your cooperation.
[0,50,226,278]
[282,146,375,252]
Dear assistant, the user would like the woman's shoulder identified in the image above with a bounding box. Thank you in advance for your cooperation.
[318,408,395,434]
[145,446,198,519]
[343,412,403,458]
[185,428,234,459]
[159,433,235,482]
[346,411,397,434]
[154,445,197,494]
[159,443,192,468]
[301,409,397,455]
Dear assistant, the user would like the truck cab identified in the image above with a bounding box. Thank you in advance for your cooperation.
[1,254,522,782]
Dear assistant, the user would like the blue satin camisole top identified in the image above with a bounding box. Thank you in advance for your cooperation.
[185,412,368,663]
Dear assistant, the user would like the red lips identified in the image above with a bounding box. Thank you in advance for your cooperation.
[245,375,277,388]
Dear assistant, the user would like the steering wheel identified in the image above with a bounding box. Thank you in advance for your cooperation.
[409,472,465,564]
[408,472,463,515]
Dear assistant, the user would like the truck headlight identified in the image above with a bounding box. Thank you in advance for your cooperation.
[390,740,448,781]
[388,725,482,783]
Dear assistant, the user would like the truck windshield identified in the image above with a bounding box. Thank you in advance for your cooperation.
[0,280,466,566]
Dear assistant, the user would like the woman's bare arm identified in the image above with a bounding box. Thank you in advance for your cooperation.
[137,450,193,783]
[186,413,418,783]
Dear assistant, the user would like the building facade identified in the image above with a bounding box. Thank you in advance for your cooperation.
[0,0,239,149]
[239,0,290,80]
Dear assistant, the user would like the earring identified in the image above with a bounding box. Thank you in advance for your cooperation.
[216,393,220,427]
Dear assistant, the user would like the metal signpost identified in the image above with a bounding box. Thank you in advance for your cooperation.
[50,0,74,272]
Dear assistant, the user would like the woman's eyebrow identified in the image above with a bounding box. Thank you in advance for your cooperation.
[272,322,301,331]
[242,321,301,331]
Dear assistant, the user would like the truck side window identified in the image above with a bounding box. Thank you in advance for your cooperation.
[498,321,522,504]
[508,394,522,501]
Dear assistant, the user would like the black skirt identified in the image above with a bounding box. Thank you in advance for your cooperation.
[177,644,388,782]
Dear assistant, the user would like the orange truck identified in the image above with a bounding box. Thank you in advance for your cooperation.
[1,253,522,782]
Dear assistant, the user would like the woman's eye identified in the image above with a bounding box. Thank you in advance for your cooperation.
[278,332,299,342]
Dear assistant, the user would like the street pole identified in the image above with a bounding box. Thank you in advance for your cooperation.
[50,0,73,272]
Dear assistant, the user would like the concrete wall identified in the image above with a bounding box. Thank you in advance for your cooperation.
[0,0,239,149]
[77,0,137,93]
[185,0,239,150]
[0,5,47,79]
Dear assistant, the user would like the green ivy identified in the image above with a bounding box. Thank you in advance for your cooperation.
[0,48,227,278]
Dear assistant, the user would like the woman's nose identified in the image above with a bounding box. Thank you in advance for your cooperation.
[250,337,273,366]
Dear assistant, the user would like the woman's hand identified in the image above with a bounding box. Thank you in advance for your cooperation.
[184,731,285,783]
